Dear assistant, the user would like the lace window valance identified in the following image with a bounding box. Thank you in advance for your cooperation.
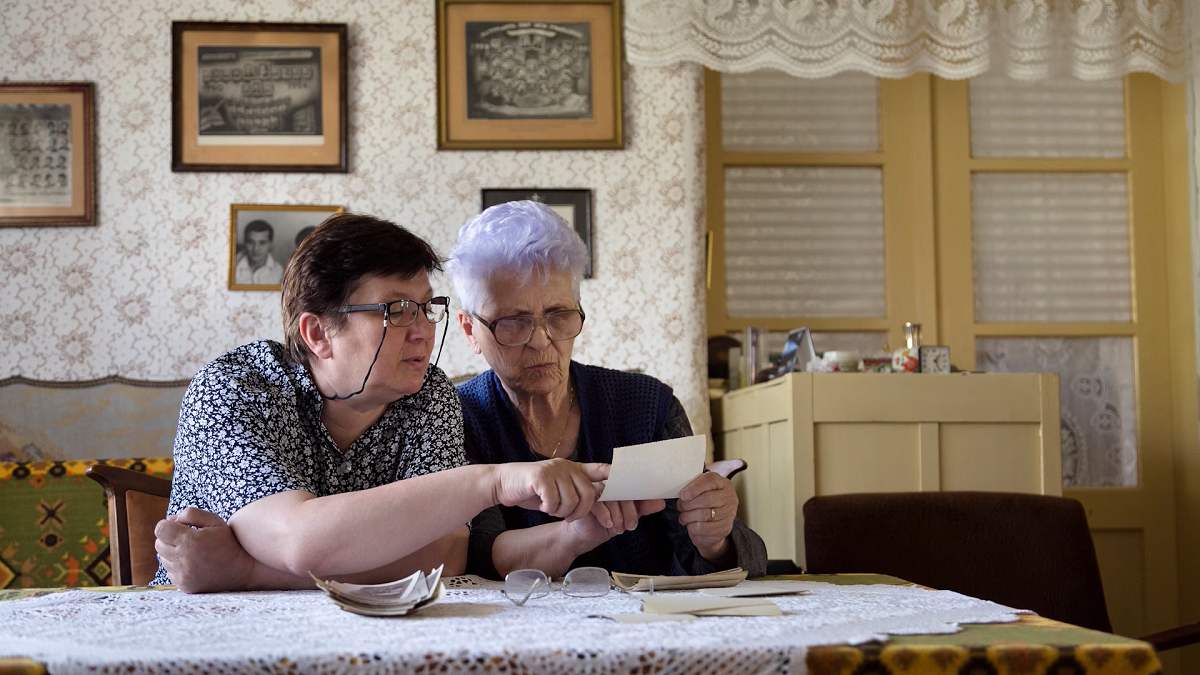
[626,0,1188,81]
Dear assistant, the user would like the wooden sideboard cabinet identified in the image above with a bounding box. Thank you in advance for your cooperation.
[712,372,1062,566]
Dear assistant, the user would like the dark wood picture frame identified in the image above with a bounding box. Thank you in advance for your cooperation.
[0,82,96,227]
[172,21,348,172]
[482,188,593,277]
[438,1,624,150]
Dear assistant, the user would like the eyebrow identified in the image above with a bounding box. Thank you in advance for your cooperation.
[499,303,575,317]
[391,288,435,302]
[361,293,435,308]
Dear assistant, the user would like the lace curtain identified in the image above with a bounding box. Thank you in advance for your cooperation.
[626,0,1188,81]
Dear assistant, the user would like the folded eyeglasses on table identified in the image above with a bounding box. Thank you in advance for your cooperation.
[502,567,749,606]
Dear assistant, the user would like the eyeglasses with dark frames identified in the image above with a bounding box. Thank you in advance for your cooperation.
[338,296,450,327]
[472,307,586,347]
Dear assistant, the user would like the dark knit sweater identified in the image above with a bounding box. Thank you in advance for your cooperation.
[459,361,767,579]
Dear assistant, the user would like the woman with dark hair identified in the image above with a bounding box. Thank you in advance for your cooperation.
[152,213,609,592]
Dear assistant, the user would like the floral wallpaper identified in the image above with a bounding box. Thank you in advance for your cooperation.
[0,0,711,434]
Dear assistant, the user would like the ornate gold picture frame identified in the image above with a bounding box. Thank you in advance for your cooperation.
[437,0,624,150]
[0,82,96,227]
[173,22,348,172]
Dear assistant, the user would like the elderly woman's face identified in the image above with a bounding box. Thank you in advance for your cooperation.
[466,269,579,396]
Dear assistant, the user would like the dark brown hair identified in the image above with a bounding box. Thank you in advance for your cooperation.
[281,213,442,364]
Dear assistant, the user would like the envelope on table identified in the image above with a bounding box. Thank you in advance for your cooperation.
[700,581,811,598]
[641,594,782,617]
[611,567,747,592]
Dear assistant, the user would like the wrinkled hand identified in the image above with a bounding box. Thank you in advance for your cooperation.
[678,472,739,561]
[494,458,609,521]
[566,499,666,552]
[154,507,254,593]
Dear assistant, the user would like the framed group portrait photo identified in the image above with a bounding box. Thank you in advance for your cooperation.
[0,82,96,227]
[173,21,348,172]
[482,188,593,277]
[438,0,624,150]
[229,203,344,291]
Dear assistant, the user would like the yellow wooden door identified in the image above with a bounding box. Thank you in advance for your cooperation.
[707,70,1198,670]
[931,74,1194,667]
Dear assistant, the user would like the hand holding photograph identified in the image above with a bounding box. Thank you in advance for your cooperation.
[0,82,95,227]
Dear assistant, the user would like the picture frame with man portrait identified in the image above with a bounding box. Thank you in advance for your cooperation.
[228,203,344,291]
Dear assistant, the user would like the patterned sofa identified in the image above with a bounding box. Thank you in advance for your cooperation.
[0,378,184,589]
[0,458,172,589]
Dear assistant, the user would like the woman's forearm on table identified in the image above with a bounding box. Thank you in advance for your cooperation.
[231,464,497,577]
[243,528,469,589]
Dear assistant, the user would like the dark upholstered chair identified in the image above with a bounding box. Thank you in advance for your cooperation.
[802,491,1200,651]
[86,464,171,586]
[803,492,1113,632]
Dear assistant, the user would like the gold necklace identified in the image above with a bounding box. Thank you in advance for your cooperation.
[523,383,576,459]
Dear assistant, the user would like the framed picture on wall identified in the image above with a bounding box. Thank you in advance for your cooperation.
[172,21,348,172]
[229,203,344,291]
[438,1,624,150]
[0,82,96,227]
[482,188,593,277]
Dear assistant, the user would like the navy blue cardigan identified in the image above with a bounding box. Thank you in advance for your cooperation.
[459,361,767,579]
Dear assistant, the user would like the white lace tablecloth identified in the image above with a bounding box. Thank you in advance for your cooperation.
[0,577,1024,674]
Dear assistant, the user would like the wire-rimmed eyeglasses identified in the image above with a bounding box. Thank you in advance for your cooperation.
[339,296,450,327]
[473,308,585,347]
[502,566,611,606]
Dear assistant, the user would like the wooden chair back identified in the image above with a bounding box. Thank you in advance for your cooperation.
[85,464,171,586]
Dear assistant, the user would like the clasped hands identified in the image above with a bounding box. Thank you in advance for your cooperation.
[495,457,738,558]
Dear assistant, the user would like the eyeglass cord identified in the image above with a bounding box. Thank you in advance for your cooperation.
[321,313,450,402]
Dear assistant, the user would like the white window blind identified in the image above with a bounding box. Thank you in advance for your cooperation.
[724,167,885,318]
[972,173,1132,323]
[969,74,1126,158]
[721,72,878,152]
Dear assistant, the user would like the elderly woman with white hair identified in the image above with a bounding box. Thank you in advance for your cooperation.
[448,201,767,579]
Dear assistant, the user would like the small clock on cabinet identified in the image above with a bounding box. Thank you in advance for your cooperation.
[919,346,951,374]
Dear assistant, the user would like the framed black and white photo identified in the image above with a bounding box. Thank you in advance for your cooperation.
[229,203,344,291]
[173,22,348,172]
[438,1,623,149]
[0,82,95,227]
[482,188,593,277]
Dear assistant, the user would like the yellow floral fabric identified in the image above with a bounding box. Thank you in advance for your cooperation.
[808,615,1161,675]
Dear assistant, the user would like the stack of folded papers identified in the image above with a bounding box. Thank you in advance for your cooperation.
[611,567,747,592]
[311,564,443,617]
